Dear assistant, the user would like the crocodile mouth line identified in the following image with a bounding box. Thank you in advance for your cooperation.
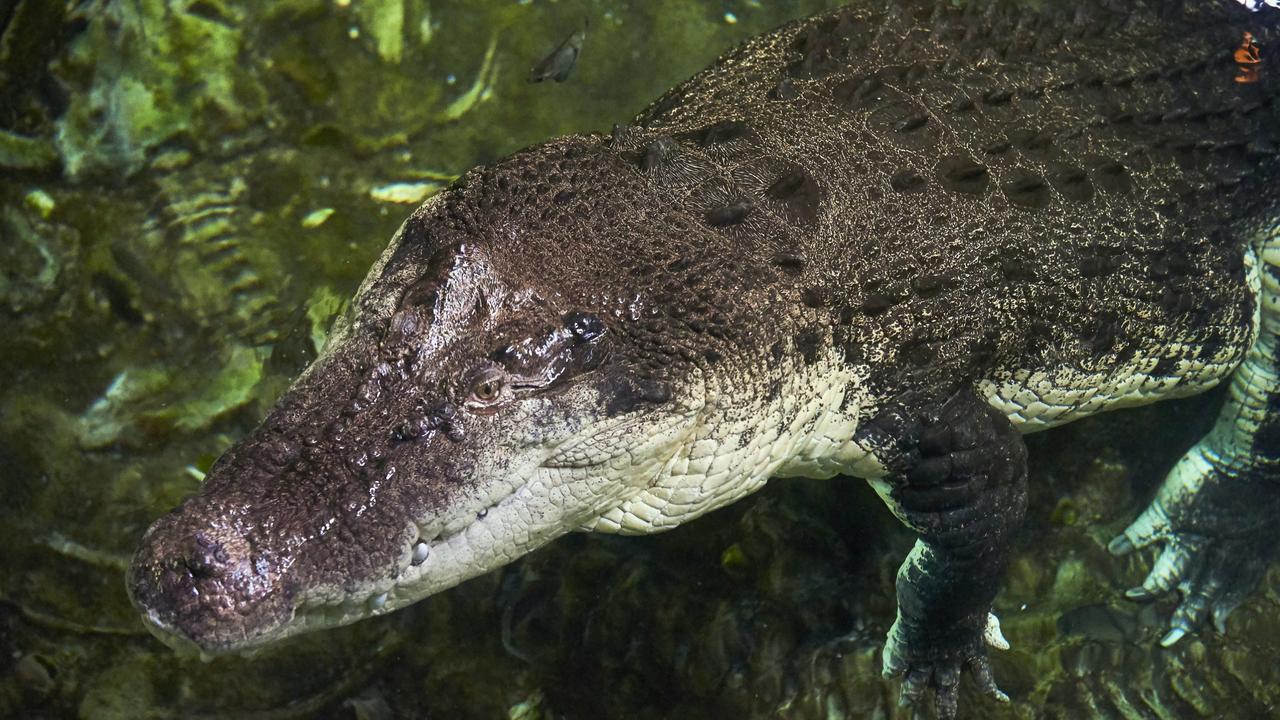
[283,474,536,641]
[285,453,668,642]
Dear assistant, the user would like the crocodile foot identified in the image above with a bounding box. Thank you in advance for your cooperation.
[881,611,1011,719]
[1109,454,1280,645]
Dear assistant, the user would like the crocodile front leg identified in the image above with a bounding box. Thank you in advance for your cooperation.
[859,387,1028,719]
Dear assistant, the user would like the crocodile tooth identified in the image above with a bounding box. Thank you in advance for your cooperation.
[411,542,429,565]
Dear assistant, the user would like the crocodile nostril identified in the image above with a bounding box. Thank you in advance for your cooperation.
[181,533,229,580]
[180,555,215,580]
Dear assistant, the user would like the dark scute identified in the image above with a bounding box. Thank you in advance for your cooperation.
[1078,255,1114,278]
[901,336,936,366]
[604,377,673,416]
[800,287,827,308]
[896,113,929,133]
[768,78,800,101]
[644,91,685,122]
[843,339,864,364]
[1246,140,1278,159]
[1009,127,1053,156]
[982,88,1014,106]
[1085,315,1119,354]
[688,120,750,146]
[399,246,456,310]
[765,170,821,225]
[1088,158,1132,194]
[1159,287,1196,315]
[938,155,989,194]
[786,10,863,79]
[640,136,678,171]
[911,274,946,298]
[891,168,927,192]
[1048,163,1094,202]
[1104,109,1135,124]
[771,252,806,272]
[1148,255,1171,280]
[832,75,885,108]
[981,139,1012,154]
[1002,169,1050,208]
[861,292,898,315]
[707,199,754,227]
[609,123,632,145]
[795,328,824,364]
[666,256,695,272]
[999,255,1036,282]
[1151,355,1180,376]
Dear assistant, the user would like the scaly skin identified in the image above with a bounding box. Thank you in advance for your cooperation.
[128,1,1280,717]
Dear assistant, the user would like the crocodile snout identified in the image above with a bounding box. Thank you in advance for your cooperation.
[127,501,294,655]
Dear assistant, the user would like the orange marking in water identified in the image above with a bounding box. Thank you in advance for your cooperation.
[1235,31,1262,83]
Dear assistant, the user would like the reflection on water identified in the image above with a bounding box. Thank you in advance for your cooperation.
[1,1,1279,718]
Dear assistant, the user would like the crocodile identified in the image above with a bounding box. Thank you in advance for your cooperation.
[127,1,1280,717]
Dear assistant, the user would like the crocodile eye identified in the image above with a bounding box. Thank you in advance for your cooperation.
[473,377,502,402]
[467,368,506,406]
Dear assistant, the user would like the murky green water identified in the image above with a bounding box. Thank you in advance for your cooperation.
[2,1,1279,718]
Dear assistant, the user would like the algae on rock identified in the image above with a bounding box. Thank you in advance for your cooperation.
[55,0,268,179]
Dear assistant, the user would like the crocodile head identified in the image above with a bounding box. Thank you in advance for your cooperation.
[125,138,770,654]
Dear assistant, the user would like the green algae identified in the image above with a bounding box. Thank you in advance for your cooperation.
[3,1,1280,719]
[0,128,58,171]
[56,0,265,179]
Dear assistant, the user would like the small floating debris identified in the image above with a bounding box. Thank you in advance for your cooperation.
[441,36,499,121]
[42,531,131,571]
[150,148,193,172]
[724,12,739,25]
[369,181,442,204]
[24,189,55,219]
[301,207,336,228]
[529,21,587,83]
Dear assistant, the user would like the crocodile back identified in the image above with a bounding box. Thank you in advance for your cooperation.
[609,0,1280,427]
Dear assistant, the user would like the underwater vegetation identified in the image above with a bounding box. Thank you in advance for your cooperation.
[1,0,1279,718]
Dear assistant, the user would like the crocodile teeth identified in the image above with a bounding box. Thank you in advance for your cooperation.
[411,542,430,566]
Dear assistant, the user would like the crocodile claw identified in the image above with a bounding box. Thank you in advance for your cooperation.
[1110,480,1276,646]
[881,612,1010,719]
